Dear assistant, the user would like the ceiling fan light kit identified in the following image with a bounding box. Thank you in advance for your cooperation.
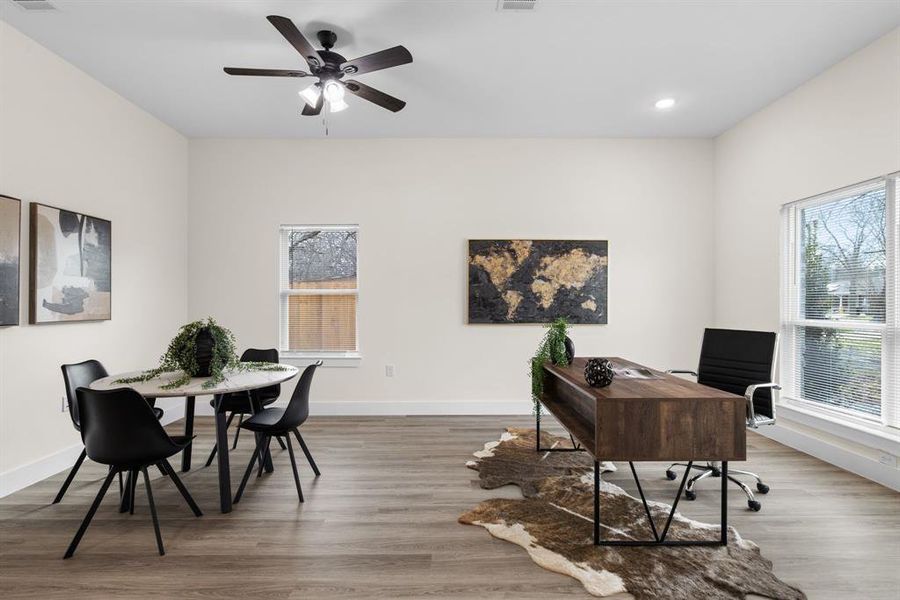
[225,15,412,117]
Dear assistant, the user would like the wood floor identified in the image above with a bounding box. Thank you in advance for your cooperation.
[1,416,898,599]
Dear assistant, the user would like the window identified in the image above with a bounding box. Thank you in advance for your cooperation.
[279,225,359,358]
[781,174,898,430]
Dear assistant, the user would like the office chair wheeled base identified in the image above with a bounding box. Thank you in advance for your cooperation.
[666,461,769,511]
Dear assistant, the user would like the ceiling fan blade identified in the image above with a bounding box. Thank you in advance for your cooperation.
[266,15,324,71]
[224,67,310,78]
[340,45,412,76]
[301,94,324,116]
[343,80,406,112]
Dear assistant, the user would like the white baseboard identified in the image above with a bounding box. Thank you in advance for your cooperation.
[0,404,184,498]
[759,423,900,491]
[0,443,86,499]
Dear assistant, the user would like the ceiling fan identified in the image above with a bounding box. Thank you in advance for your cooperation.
[224,15,412,115]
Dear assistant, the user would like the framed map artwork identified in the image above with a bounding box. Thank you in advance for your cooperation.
[468,239,608,324]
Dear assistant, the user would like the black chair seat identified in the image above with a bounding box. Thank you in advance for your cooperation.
[240,407,293,433]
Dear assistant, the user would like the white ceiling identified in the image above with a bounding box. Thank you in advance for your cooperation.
[2,0,898,139]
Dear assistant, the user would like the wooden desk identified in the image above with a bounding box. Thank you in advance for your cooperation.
[537,357,746,547]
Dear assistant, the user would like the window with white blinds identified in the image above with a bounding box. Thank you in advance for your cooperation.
[279,225,359,357]
[781,174,899,429]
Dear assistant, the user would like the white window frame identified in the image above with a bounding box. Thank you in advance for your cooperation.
[278,224,361,366]
[780,174,899,439]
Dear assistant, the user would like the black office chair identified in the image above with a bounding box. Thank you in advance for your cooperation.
[55,360,165,504]
[64,387,202,559]
[664,328,780,511]
[234,362,322,504]
[204,348,285,467]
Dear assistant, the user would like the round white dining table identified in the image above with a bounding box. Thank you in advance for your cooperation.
[91,365,299,513]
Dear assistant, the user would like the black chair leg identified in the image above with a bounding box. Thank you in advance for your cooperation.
[204,444,218,468]
[257,436,272,479]
[53,448,87,504]
[141,468,165,556]
[119,470,134,513]
[231,414,243,449]
[129,468,138,515]
[284,435,305,503]
[234,435,266,504]
[63,469,117,559]
[118,471,124,498]
[275,436,287,450]
[158,460,203,517]
[293,429,321,476]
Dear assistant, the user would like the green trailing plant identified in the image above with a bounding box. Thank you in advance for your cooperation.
[115,317,287,390]
[530,317,570,415]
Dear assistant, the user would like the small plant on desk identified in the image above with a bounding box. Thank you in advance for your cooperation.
[529,317,571,415]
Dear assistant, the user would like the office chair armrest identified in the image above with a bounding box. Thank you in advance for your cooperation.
[744,382,781,428]
[666,369,698,377]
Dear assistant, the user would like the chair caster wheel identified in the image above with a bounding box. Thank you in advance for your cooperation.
[665,470,677,480]
[685,490,696,501]
[748,500,761,511]
[756,483,770,494]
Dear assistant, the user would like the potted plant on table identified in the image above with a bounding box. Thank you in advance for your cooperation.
[529,317,572,415]
[115,317,287,390]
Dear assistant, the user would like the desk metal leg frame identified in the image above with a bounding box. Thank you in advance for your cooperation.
[593,460,728,547]
[535,408,586,453]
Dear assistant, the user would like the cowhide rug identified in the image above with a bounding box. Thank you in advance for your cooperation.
[459,427,805,600]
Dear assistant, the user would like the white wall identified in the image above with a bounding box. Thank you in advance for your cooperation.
[189,138,715,413]
[0,23,189,490]
[714,28,900,488]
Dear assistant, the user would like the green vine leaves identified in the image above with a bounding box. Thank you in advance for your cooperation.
[114,317,289,390]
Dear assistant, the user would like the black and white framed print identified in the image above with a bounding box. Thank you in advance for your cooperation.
[29,202,111,324]
[0,195,21,326]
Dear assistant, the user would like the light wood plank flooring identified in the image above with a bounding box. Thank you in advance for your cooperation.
[1,416,898,599]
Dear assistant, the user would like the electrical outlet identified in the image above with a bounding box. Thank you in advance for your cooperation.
[385,364,395,378]
[61,395,67,413]
[878,453,898,468]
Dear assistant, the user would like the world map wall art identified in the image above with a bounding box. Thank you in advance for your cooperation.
[468,239,608,324]
[29,203,111,324]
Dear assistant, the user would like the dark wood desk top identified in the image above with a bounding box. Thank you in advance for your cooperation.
[545,357,743,401]
[540,357,746,462]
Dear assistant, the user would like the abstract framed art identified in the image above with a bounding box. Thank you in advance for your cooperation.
[468,239,608,324]
[0,195,22,326]
[29,202,111,324]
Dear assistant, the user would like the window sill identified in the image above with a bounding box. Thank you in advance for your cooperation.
[777,399,900,452]
[281,352,361,368]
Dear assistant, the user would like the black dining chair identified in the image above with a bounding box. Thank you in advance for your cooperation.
[55,360,165,505]
[204,348,285,467]
[64,387,202,559]
[234,362,322,504]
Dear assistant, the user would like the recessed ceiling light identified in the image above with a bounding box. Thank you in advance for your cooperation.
[655,98,676,110]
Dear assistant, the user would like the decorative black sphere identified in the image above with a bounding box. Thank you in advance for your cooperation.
[584,358,614,387]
